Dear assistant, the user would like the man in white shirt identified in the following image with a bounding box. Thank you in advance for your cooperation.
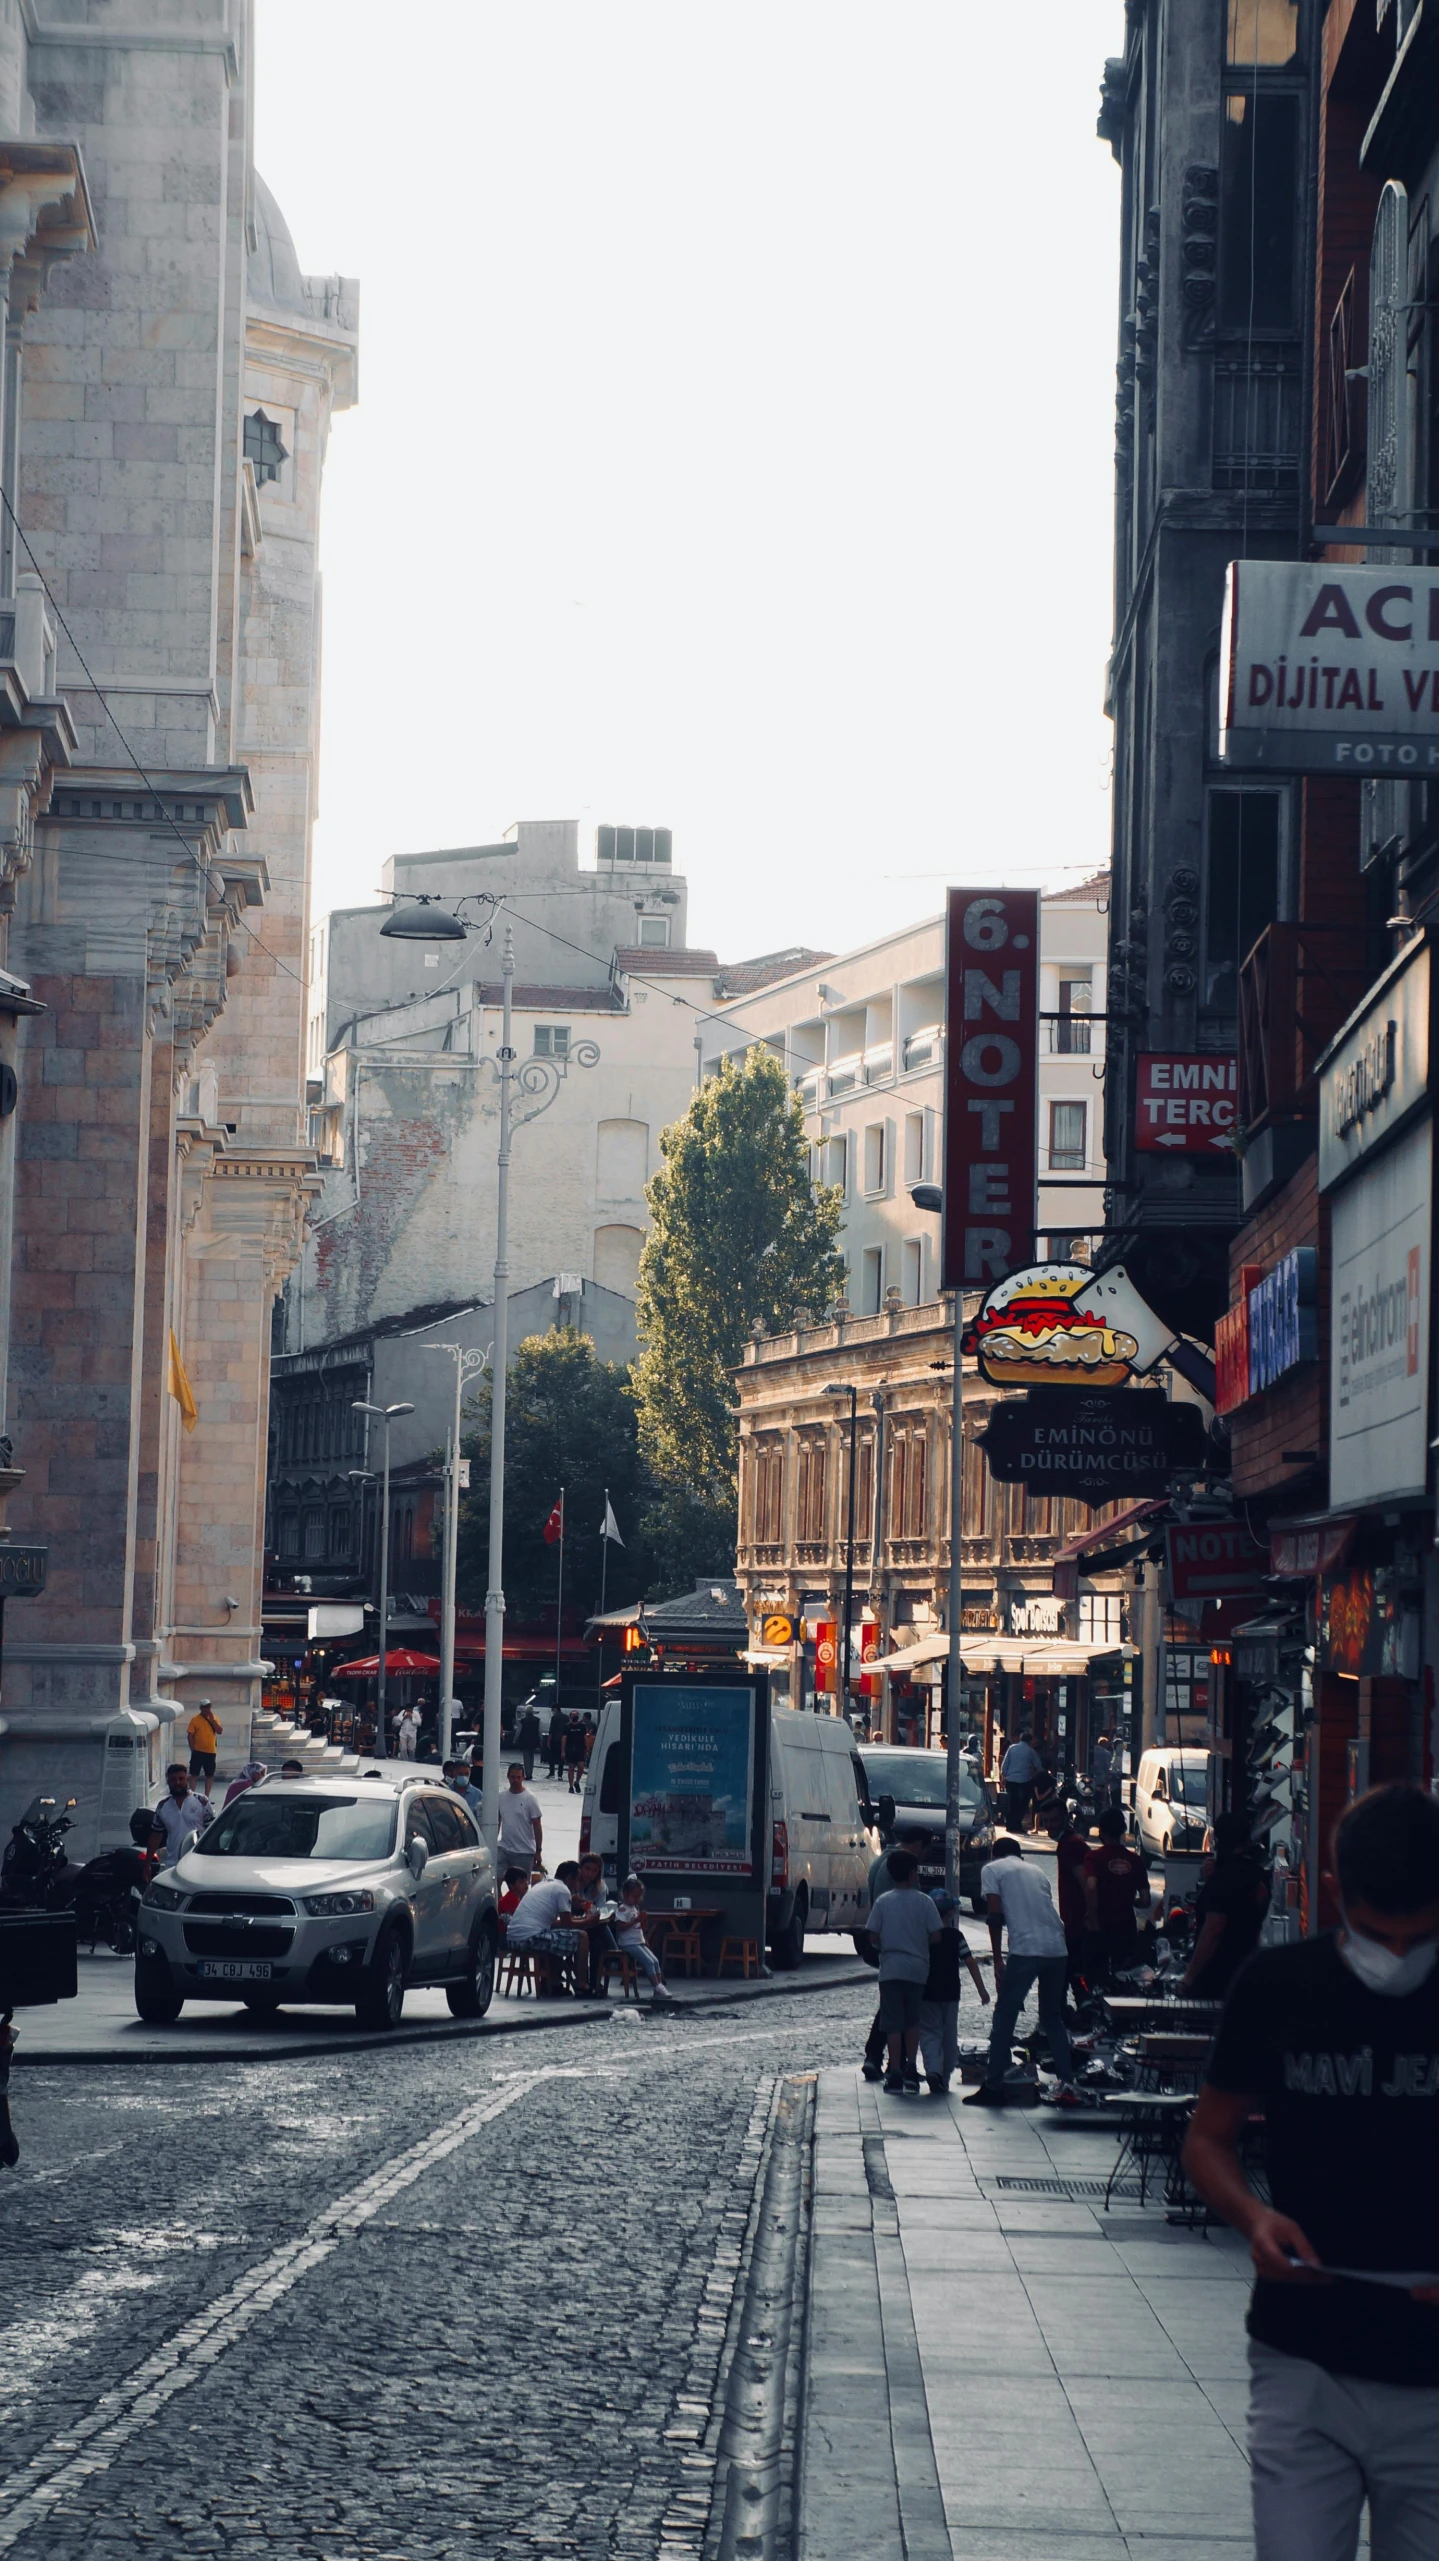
[496,1763,543,1879]
[148,1764,215,1870]
[507,1863,583,1991]
[396,1707,419,1760]
[965,1836,1081,2109]
[1000,1733,1043,1833]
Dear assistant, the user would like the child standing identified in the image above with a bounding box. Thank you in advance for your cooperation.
[613,1876,675,2007]
[920,1889,990,2094]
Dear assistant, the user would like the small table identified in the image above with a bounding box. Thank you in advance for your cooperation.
[1099,2089,1197,2211]
[639,1908,725,1976]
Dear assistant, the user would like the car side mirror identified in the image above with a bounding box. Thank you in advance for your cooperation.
[878,1794,896,1833]
[406,1837,428,1880]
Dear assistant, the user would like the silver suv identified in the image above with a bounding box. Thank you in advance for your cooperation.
[134,1774,498,2031]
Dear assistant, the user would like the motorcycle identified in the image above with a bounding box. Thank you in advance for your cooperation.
[2,1796,157,1952]
[74,1814,158,1954]
[0,1795,80,1909]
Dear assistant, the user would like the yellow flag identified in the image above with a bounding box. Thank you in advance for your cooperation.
[167,1328,198,1433]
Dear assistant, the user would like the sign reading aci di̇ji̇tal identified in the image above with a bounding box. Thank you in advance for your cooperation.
[629,1684,756,1876]
[1220,559,1439,775]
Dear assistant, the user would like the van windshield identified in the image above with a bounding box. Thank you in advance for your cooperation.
[1170,1766,1209,1806]
[862,1752,978,1812]
[192,1794,396,1862]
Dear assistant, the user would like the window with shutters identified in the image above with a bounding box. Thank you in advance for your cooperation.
[853,1435,874,1543]
[891,1432,926,1539]
[1049,1101,1087,1171]
[796,1439,827,1544]
[754,1444,785,1546]
[962,1432,992,1540]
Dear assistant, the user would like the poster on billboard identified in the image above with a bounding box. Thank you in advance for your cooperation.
[1220,560,1439,774]
[1330,1117,1431,1508]
[628,1683,757,1875]
[942,889,1039,1291]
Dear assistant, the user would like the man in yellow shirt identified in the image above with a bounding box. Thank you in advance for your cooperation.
[186,1700,223,1797]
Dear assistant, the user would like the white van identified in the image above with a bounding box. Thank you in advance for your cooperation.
[1134,1746,1211,1857]
[579,1698,872,1968]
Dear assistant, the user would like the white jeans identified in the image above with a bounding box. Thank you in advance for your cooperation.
[397,1732,415,1759]
[1249,2341,1439,2561]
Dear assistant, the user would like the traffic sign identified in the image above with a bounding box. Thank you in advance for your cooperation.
[1135,1053,1238,1154]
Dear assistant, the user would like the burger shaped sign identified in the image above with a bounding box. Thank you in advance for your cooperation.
[961,1260,1176,1389]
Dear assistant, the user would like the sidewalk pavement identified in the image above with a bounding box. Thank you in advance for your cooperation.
[800,2067,1254,2561]
[12,1944,870,2066]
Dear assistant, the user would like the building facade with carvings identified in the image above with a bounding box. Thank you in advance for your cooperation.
[733,1298,1132,1768]
[0,5,356,1849]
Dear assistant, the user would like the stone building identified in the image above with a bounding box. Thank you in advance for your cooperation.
[1097,2,1315,1341]
[0,6,356,1849]
[734,1298,1134,1772]
[288,818,827,1352]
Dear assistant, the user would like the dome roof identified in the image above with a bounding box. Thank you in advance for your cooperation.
[248,172,307,316]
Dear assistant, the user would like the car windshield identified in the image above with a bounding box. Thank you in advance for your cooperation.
[862,1753,979,1812]
[1170,1766,1209,1806]
[191,1794,396,1862]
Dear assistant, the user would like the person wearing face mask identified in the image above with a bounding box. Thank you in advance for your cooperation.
[1183,1784,1439,2561]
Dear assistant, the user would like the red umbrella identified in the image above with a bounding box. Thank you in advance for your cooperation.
[331,1649,443,1678]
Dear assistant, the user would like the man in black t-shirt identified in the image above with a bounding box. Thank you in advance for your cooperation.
[1184,1784,1439,2561]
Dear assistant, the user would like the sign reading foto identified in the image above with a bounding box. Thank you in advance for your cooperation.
[1135,1054,1238,1154]
[1221,560,1439,774]
[942,888,1038,1290]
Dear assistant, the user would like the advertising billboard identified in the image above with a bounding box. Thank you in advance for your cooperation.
[1221,560,1439,775]
[1317,938,1429,1191]
[1330,1117,1431,1509]
[942,888,1038,1291]
[628,1683,757,1875]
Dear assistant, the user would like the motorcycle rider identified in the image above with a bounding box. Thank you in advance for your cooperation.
[149,1764,214,1869]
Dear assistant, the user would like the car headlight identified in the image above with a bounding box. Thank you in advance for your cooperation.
[301,1889,376,1917]
[143,1881,185,1911]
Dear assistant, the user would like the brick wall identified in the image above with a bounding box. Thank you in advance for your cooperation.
[1226,1153,1327,1503]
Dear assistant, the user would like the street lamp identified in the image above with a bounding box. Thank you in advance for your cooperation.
[422,1341,490,1765]
[351,1400,414,1758]
[909,1178,964,1896]
[822,1381,859,1719]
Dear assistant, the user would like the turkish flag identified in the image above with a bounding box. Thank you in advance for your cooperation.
[543,1498,564,1545]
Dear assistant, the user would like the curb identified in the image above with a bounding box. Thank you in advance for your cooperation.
[12,1960,872,2069]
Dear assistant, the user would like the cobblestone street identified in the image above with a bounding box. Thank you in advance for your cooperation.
[0,1987,872,2561]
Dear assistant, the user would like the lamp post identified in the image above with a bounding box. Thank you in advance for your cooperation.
[822,1381,859,1718]
[351,1399,414,1759]
[422,1342,490,1766]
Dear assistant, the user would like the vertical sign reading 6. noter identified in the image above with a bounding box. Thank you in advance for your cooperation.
[941,888,1039,1291]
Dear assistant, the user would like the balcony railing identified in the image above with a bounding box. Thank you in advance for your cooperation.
[1238,923,1372,1133]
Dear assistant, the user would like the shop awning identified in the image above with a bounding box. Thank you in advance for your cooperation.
[874,1633,1133,1678]
[1052,1500,1168,1598]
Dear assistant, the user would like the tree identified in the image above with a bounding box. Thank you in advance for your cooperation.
[455,1329,650,1628]
[633,1047,845,1562]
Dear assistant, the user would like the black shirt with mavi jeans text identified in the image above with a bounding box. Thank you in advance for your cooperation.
[1207,1935,1439,2385]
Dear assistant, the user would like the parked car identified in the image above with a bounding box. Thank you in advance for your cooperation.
[1134,1746,1211,1858]
[579,1698,872,1969]
[133,1774,498,2030]
[857,1745,998,1929]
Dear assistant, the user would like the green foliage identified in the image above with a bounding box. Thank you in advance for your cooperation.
[633,1047,845,1527]
[455,1329,649,1626]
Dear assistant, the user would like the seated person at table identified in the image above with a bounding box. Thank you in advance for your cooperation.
[506,1862,584,1987]
[570,1851,617,1993]
[611,1876,674,2006]
[497,1866,529,1930]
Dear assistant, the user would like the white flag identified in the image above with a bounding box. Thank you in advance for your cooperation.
[600,1497,624,1545]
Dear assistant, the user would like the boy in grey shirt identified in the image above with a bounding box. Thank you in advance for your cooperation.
[866,1850,942,2094]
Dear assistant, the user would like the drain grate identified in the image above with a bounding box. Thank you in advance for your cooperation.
[991,2175,1142,2201]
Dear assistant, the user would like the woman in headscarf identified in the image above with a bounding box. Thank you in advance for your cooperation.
[222,1759,268,1807]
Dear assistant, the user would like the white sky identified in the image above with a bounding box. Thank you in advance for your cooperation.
[254,1,1126,969]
